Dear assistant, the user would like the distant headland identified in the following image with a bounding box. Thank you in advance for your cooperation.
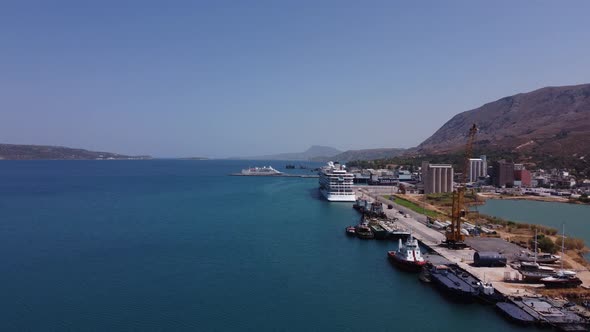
[0,144,151,160]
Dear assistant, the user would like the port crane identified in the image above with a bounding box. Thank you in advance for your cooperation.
[444,123,478,249]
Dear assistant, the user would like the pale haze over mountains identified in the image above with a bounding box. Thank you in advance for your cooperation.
[1,2,590,157]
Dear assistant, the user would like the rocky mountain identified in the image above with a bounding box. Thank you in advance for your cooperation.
[416,83,590,159]
[313,147,407,162]
[239,145,342,161]
[0,144,151,160]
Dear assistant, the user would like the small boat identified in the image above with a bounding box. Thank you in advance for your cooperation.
[519,264,555,282]
[541,270,582,288]
[517,229,556,282]
[515,251,560,264]
[345,226,356,236]
[541,225,583,289]
[387,233,426,272]
[355,225,374,239]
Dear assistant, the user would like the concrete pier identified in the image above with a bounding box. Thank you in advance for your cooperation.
[355,187,543,297]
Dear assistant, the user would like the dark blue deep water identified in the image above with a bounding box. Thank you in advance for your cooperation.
[0,160,539,331]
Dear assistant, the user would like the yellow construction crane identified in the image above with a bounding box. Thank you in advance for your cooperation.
[444,124,478,249]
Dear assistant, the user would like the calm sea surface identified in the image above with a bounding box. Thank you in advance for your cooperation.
[0,160,539,331]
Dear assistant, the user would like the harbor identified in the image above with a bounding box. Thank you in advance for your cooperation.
[349,187,590,331]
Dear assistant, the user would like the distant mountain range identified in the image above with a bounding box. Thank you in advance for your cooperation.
[0,144,151,160]
[415,83,590,159]
[314,147,407,162]
[237,145,408,162]
[236,145,342,161]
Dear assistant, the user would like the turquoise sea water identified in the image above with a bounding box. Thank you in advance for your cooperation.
[0,160,538,331]
[478,199,590,244]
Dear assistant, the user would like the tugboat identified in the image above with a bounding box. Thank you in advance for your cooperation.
[387,233,426,272]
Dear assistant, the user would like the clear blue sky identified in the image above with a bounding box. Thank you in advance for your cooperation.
[2,1,589,158]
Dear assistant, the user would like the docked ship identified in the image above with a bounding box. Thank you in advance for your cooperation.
[428,264,480,301]
[387,234,426,272]
[318,162,356,202]
[241,166,282,176]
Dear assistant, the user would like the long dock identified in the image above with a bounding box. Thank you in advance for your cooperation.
[356,188,541,297]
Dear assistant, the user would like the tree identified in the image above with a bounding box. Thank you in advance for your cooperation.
[537,236,557,254]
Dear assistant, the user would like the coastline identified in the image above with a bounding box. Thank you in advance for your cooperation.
[477,193,572,204]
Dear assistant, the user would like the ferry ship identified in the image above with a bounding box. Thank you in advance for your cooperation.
[241,166,282,176]
[318,162,356,202]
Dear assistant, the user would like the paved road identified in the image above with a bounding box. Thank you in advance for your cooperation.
[357,188,444,246]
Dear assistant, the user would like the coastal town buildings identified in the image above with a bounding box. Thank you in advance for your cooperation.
[468,155,488,183]
[421,162,454,194]
[513,164,532,187]
[492,160,515,188]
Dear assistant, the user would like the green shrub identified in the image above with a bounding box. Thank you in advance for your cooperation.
[537,237,558,254]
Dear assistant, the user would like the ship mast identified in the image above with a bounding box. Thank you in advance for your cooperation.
[534,228,538,265]
[561,224,565,271]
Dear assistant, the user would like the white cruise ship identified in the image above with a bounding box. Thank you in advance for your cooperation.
[241,166,282,176]
[318,161,356,202]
